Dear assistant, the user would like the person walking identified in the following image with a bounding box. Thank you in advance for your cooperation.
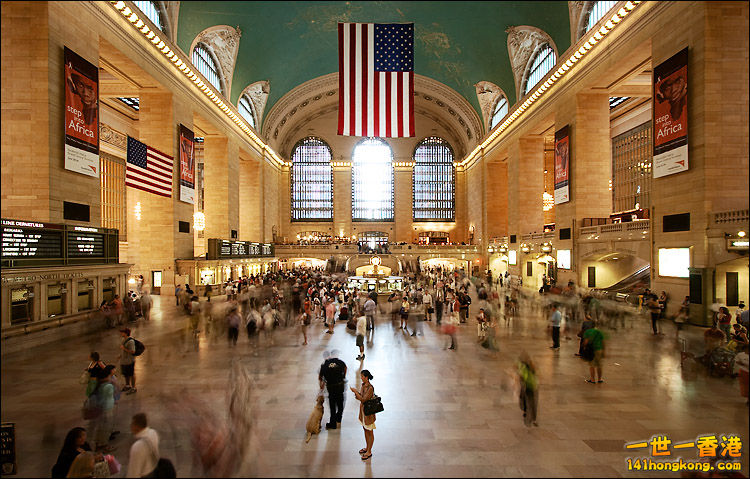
[548,304,562,350]
[319,350,347,430]
[355,315,367,360]
[325,297,336,334]
[226,305,241,346]
[517,352,539,427]
[350,369,376,461]
[364,295,377,331]
[646,294,661,335]
[127,413,160,478]
[583,323,606,384]
[91,366,116,452]
[576,313,595,357]
[423,289,434,322]
[119,328,137,394]
[399,297,410,331]
[140,290,153,321]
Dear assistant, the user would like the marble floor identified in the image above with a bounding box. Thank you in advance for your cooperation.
[1,293,748,478]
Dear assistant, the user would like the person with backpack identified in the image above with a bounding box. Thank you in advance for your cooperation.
[127,413,175,478]
[119,328,143,394]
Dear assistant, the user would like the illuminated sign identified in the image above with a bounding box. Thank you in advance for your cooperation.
[557,249,571,269]
[727,239,749,251]
[658,248,690,278]
[508,250,517,265]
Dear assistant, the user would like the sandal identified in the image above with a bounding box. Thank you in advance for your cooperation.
[586,379,596,384]
[361,452,372,460]
[359,448,367,454]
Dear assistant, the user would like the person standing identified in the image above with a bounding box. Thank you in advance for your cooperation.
[325,297,336,334]
[319,350,347,430]
[119,328,137,394]
[717,306,733,339]
[226,306,240,346]
[51,428,92,479]
[435,288,444,326]
[356,315,367,360]
[127,413,160,478]
[423,289,434,322]
[646,294,661,335]
[583,323,605,384]
[576,313,595,357]
[364,295,377,331]
[140,290,153,321]
[548,304,562,350]
[350,370,376,460]
[91,366,116,451]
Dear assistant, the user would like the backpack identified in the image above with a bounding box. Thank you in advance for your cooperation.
[148,458,176,479]
[131,337,146,356]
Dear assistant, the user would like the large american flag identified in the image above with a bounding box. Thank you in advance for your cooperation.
[338,23,415,138]
[126,136,173,197]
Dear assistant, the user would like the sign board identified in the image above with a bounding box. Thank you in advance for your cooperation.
[0,423,16,475]
[179,124,195,204]
[64,47,99,178]
[206,239,274,260]
[653,48,689,178]
[727,239,749,251]
[1,219,118,268]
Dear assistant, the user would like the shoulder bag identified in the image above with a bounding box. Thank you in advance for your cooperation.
[363,394,384,416]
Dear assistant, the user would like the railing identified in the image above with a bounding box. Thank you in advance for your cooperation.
[579,219,650,238]
[712,209,749,225]
[520,232,554,241]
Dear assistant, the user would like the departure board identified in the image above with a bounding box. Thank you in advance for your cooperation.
[1,220,64,259]
[67,230,105,257]
[207,239,274,259]
[1,219,119,267]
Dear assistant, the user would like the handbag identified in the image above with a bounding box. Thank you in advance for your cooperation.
[82,393,102,420]
[79,370,91,385]
[104,454,121,475]
[363,395,384,416]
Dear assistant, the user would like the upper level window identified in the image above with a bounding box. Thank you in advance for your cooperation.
[192,43,223,95]
[489,96,509,130]
[291,137,333,222]
[413,137,455,222]
[132,1,164,31]
[238,95,256,129]
[523,44,556,95]
[352,138,394,222]
[586,1,619,33]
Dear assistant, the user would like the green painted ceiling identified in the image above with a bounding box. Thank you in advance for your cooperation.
[176,1,571,124]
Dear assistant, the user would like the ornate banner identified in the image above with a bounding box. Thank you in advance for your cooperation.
[554,125,570,205]
[64,47,99,177]
[179,124,195,204]
[653,47,688,178]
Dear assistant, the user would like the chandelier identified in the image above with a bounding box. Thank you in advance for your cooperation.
[543,191,554,211]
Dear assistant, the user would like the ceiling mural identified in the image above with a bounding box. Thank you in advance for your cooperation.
[176,1,571,125]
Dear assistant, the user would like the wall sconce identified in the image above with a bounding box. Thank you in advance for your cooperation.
[541,242,552,253]
[134,202,142,221]
[193,211,206,231]
[499,244,508,253]
[521,243,530,253]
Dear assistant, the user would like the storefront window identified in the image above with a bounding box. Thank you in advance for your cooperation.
[47,283,66,317]
[77,280,94,312]
[103,277,116,303]
[152,271,162,288]
[11,287,33,324]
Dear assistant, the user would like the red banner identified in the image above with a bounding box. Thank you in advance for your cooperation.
[64,47,99,177]
[653,48,689,178]
[554,125,570,205]
[179,124,195,204]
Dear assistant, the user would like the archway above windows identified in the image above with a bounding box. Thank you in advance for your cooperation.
[291,137,333,222]
[474,81,509,133]
[189,25,241,98]
[506,25,557,101]
[413,137,455,222]
[237,81,270,131]
[571,1,620,42]
[351,138,394,222]
[131,1,179,43]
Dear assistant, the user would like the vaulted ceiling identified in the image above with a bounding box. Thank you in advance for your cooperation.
[175,1,572,124]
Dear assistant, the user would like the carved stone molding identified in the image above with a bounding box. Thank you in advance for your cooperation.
[100,123,127,150]
[506,26,557,100]
[568,1,587,44]
[474,81,506,131]
[190,25,242,98]
[238,80,270,129]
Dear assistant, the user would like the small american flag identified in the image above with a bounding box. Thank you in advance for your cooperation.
[338,23,415,138]
[126,136,173,197]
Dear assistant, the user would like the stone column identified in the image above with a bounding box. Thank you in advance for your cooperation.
[203,135,239,241]
[239,154,262,241]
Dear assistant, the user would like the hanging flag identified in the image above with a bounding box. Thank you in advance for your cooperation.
[126,136,173,197]
[338,23,415,138]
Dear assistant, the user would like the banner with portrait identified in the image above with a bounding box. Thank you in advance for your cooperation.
[554,125,570,205]
[179,124,195,204]
[653,47,688,179]
[64,47,99,178]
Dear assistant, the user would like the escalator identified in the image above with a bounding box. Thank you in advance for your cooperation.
[595,265,650,303]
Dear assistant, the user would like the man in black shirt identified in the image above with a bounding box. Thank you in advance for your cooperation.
[319,350,347,429]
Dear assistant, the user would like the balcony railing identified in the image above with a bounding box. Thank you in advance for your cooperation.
[712,209,749,225]
[579,219,650,240]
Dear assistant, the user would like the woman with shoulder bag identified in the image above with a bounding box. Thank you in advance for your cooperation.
[350,370,377,460]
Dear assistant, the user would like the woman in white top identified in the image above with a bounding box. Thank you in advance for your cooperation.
[423,291,434,321]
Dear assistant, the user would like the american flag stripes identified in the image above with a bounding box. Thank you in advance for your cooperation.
[338,23,415,138]
[126,136,173,198]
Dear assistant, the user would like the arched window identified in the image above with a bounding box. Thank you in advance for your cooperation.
[489,96,509,130]
[523,44,556,95]
[352,138,394,222]
[413,137,455,221]
[585,1,618,33]
[238,95,256,129]
[192,43,223,95]
[291,137,333,221]
[132,1,164,31]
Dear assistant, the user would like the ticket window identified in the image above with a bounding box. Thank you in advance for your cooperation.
[77,280,94,312]
[47,283,67,318]
[103,277,116,303]
[10,286,34,325]
[200,269,215,285]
